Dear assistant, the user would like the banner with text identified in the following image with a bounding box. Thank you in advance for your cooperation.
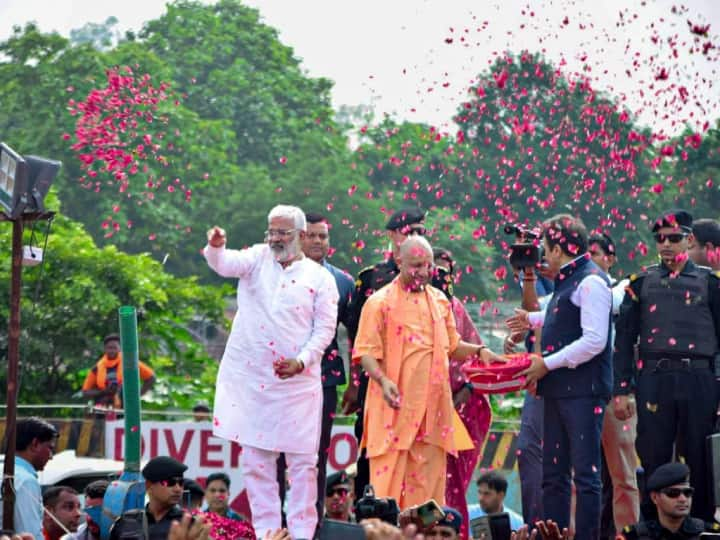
[105,420,358,511]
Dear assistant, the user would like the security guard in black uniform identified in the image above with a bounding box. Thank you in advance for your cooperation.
[343,207,453,499]
[110,456,187,540]
[613,209,720,522]
[621,462,720,539]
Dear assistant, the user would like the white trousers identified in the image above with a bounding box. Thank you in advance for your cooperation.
[242,445,318,539]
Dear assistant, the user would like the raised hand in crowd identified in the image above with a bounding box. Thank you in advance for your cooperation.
[167,514,210,540]
[0,534,34,540]
[535,519,571,540]
[361,518,405,540]
[510,525,538,540]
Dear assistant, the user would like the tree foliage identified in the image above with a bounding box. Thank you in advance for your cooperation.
[0,194,227,408]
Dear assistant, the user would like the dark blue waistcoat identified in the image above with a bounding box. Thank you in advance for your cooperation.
[537,255,612,400]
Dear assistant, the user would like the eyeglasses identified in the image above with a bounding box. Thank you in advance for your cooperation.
[660,487,694,498]
[654,232,688,244]
[159,476,184,488]
[264,229,296,240]
[326,487,349,497]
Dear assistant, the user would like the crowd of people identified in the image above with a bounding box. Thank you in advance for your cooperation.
[3,204,720,540]
[199,204,720,540]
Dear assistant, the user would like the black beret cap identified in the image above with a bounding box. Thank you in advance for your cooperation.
[142,456,188,482]
[385,207,426,231]
[183,478,205,497]
[326,470,350,492]
[646,462,690,492]
[651,209,693,232]
[437,506,463,533]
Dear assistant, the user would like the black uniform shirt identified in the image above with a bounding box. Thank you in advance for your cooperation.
[613,260,720,395]
[147,504,185,540]
[621,517,720,539]
[346,259,400,343]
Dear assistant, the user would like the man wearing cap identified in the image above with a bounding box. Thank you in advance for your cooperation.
[343,206,429,499]
[324,471,354,522]
[621,462,720,539]
[614,209,720,521]
[204,204,339,540]
[423,507,463,540]
[110,456,186,540]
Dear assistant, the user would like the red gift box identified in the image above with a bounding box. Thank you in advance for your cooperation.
[461,353,532,394]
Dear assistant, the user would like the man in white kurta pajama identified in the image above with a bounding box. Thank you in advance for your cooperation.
[204,205,338,539]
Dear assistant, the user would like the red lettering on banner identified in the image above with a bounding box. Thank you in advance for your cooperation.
[200,430,223,468]
[327,432,357,471]
[114,428,124,460]
[150,428,158,458]
[230,442,242,468]
[164,429,193,462]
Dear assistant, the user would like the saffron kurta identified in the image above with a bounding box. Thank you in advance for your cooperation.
[353,278,461,506]
[204,243,339,454]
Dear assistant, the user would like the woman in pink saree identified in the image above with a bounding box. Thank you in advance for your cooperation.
[434,248,493,540]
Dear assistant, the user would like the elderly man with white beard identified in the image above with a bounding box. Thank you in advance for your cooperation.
[204,204,339,540]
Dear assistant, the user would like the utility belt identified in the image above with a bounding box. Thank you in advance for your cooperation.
[639,354,713,372]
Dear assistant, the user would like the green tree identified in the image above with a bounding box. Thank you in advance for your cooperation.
[0,194,227,409]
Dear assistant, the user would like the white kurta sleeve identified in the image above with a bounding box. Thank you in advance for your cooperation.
[296,270,339,369]
[203,243,262,278]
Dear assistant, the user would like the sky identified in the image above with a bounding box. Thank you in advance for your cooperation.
[1,0,719,135]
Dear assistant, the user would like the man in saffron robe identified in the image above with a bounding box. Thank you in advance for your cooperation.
[353,236,502,509]
[82,334,155,409]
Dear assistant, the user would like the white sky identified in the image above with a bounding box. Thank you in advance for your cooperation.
[1,0,719,135]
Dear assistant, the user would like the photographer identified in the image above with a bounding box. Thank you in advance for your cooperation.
[504,223,553,527]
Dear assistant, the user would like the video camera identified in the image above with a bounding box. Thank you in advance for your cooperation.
[504,223,543,270]
[354,484,400,526]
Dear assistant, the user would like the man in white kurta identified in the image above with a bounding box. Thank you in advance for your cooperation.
[204,205,339,539]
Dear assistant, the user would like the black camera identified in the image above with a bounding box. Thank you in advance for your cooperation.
[354,484,400,526]
[504,224,543,270]
[503,223,539,240]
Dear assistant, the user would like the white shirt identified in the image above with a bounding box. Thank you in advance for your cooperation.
[527,257,612,371]
[204,243,339,454]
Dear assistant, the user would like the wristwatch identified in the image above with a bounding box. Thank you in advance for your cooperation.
[297,360,305,372]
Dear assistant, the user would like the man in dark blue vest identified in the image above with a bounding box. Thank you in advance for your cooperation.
[508,214,612,540]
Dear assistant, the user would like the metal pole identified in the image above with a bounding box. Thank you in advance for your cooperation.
[2,219,24,530]
[118,306,141,472]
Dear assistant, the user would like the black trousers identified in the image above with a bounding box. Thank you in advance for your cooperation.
[635,367,718,521]
[353,373,370,500]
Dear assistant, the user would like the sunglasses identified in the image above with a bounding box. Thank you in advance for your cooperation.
[661,487,694,498]
[654,233,688,244]
[326,487,349,497]
[159,476,184,488]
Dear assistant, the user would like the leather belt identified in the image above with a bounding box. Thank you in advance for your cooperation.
[642,357,712,371]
